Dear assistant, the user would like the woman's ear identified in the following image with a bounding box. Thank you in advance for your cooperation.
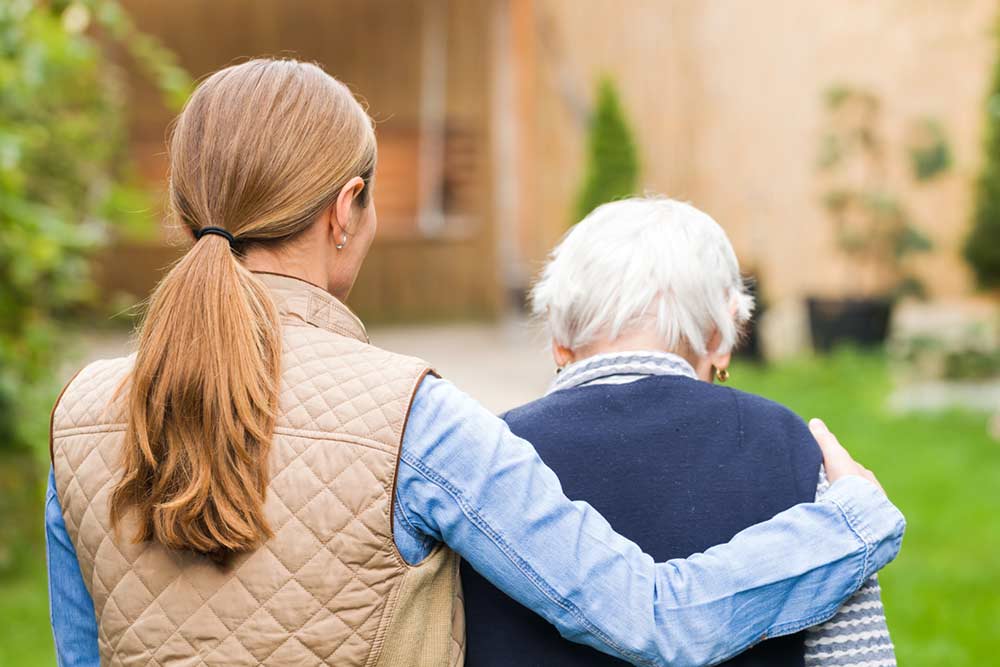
[711,349,733,375]
[333,176,367,235]
[551,341,575,370]
[697,328,732,382]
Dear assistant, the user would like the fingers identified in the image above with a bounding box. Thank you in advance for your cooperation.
[809,418,847,465]
[808,418,885,494]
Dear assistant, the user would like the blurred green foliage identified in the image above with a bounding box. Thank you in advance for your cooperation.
[907,117,951,182]
[0,0,189,570]
[966,20,1000,289]
[574,77,639,223]
[817,85,943,300]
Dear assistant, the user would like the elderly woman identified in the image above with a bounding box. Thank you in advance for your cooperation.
[462,197,896,667]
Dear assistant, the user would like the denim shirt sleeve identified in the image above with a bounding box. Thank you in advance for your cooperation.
[395,376,906,667]
[45,468,100,667]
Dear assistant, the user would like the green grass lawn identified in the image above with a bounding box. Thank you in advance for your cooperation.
[0,556,54,667]
[734,352,1000,666]
[2,352,996,665]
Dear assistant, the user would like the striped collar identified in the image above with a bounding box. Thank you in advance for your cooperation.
[547,350,698,395]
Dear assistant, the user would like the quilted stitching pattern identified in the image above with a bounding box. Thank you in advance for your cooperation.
[52,277,465,667]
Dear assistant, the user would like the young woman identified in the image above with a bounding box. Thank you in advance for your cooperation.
[46,59,904,667]
[462,197,896,666]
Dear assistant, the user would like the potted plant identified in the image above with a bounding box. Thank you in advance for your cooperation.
[809,85,947,352]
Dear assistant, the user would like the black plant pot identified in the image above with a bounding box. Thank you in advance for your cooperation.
[807,297,893,353]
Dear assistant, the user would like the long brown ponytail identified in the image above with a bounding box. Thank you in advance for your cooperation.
[110,59,377,561]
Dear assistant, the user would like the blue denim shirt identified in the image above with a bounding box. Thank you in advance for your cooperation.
[47,375,905,667]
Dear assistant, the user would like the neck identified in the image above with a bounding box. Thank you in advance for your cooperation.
[243,246,335,297]
[571,331,716,382]
[575,332,696,368]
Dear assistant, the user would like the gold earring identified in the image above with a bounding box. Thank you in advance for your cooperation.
[715,367,730,383]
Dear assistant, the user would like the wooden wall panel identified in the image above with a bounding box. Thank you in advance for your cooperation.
[103,0,500,322]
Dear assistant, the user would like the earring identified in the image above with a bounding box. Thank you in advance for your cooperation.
[335,233,347,250]
[715,367,730,383]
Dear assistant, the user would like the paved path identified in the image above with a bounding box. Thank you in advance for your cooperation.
[71,318,554,415]
[371,318,553,413]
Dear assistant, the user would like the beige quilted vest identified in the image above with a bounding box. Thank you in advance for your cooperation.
[51,273,466,666]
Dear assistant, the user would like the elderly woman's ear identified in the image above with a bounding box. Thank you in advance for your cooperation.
[695,297,744,383]
[695,328,732,383]
[551,342,575,372]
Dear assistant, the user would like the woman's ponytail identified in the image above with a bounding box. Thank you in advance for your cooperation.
[111,233,281,561]
[108,59,376,562]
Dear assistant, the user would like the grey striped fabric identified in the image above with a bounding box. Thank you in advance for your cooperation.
[552,351,897,667]
[811,471,895,666]
[805,578,895,666]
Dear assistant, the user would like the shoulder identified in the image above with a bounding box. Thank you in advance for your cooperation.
[716,384,823,475]
[66,354,135,392]
[646,378,823,491]
[52,355,134,431]
[499,384,618,444]
[644,376,812,436]
[501,388,575,424]
[402,375,518,475]
[50,355,134,463]
[722,385,810,434]
[280,324,432,391]
[409,374,479,422]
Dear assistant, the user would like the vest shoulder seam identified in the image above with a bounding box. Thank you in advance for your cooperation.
[53,423,127,438]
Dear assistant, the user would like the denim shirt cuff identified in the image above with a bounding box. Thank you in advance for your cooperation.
[820,476,906,581]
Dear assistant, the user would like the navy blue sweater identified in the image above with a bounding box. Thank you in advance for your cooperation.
[461,374,823,666]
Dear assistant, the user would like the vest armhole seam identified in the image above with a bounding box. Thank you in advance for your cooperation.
[387,365,439,570]
[49,366,85,465]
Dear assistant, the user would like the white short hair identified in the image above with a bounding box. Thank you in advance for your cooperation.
[531,196,754,356]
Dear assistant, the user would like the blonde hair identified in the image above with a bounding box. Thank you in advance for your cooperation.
[110,59,376,562]
[532,196,754,357]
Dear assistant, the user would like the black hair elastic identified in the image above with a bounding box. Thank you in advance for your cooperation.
[194,226,236,246]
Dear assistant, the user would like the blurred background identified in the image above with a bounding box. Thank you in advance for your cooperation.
[1,0,998,664]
